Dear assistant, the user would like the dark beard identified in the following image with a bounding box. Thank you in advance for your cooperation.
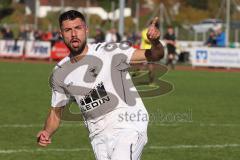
[66,40,86,58]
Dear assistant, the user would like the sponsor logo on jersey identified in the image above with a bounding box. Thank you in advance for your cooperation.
[80,82,110,112]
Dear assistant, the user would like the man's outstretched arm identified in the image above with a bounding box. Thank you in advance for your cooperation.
[130,17,164,63]
[37,107,63,147]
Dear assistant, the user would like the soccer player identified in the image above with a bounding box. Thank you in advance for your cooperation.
[37,10,164,160]
[164,26,176,69]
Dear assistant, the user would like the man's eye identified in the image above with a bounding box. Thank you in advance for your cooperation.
[64,29,71,32]
[76,26,83,30]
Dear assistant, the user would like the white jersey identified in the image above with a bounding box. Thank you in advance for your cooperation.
[50,42,149,138]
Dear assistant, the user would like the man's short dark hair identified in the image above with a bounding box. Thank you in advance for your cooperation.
[59,10,86,27]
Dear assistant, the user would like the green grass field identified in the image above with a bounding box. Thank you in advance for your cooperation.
[0,61,240,160]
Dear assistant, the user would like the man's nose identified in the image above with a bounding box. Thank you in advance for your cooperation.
[71,29,77,37]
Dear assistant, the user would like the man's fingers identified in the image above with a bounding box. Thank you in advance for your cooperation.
[37,130,51,147]
[40,139,51,144]
[37,130,50,139]
[36,131,42,138]
[38,138,52,147]
[147,29,160,39]
[38,134,51,141]
[151,17,159,27]
[38,141,49,147]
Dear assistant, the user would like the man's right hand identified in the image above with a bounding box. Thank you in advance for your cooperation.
[37,130,51,147]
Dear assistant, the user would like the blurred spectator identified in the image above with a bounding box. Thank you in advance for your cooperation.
[94,28,105,43]
[51,28,61,46]
[164,26,176,70]
[52,28,60,41]
[215,27,226,47]
[2,27,14,39]
[205,29,216,47]
[18,26,28,40]
[34,30,43,40]
[105,28,121,42]
[0,27,5,39]
[27,27,35,40]
[127,32,141,49]
[41,31,53,41]
[116,31,121,42]
[140,27,151,49]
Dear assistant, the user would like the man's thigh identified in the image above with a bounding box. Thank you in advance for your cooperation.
[111,130,147,160]
[91,136,109,160]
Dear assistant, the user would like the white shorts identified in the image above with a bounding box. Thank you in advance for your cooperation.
[91,129,148,160]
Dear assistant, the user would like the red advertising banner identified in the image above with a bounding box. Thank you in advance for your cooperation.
[51,41,69,60]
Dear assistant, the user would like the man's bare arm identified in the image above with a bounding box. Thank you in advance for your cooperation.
[130,17,164,63]
[37,107,63,147]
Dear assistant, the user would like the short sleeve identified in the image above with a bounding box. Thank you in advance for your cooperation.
[49,72,69,107]
[51,90,69,107]
[115,42,136,64]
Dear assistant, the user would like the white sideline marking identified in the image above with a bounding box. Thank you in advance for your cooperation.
[199,123,240,127]
[1,144,240,154]
[0,148,91,154]
[149,144,240,150]
[154,123,240,127]
[1,123,240,128]
[0,124,85,128]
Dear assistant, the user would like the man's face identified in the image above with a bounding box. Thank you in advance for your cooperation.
[168,28,173,34]
[60,18,88,55]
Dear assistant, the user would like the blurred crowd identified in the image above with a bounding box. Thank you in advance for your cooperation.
[94,27,141,48]
[205,27,226,47]
[0,26,61,46]
[0,24,229,49]
[0,24,177,67]
[0,25,142,48]
[1,24,231,68]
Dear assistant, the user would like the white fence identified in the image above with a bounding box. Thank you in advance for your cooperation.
[0,40,25,57]
[190,47,240,68]
[0,40,67,60]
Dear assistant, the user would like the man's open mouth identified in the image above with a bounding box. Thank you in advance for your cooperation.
[71,39,80,48]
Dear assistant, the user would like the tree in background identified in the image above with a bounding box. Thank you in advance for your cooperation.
[0,0,13,20]
[186,0,208,10]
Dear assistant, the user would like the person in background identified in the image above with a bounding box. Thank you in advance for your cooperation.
[26,27,35,40]
[205,29,216,47]
[105,28,121,43]
[2,27,14,39]
[18,26,28,40]
[127,32,141,49]
[215,27,226,47]
[164,26,176,70]
[51,28,62,46]
[116,30,121,42]
[34,30,43,41]
[94,28,105,43]
[41,31,53,41]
